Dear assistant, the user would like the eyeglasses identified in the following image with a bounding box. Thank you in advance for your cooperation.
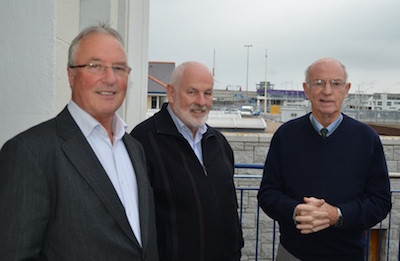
[69,62,131,77]
[307,79,346,89]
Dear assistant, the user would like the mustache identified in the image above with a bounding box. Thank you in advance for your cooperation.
[190,105,207,112]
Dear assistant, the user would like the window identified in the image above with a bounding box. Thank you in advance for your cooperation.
[150,96,167,109]
[160,96,167,106]
[151,96,157,109]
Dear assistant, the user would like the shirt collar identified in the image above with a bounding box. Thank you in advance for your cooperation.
[67,100,127,139]
[310,113,343,137]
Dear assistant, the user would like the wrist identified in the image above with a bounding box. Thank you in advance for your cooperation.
[334,207,344,227]
[293,206,299,225]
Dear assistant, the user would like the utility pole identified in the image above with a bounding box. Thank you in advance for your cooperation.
[264,49,268,113]
[244,45,252,103]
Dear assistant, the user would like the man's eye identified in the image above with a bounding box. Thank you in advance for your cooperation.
[332,81,343,86]
[314,81,323,86]
[113,66,125,71]
[89,63,101,69]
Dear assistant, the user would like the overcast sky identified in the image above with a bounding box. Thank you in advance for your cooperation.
[148,0,400,94]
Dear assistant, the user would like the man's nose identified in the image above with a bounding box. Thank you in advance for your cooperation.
[102,67,118,84]
[322,83,333,94]
[196,93,207,105]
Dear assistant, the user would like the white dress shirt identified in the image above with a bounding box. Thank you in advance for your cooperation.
[68,100,142,246]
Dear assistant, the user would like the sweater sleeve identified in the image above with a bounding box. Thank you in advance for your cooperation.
[257,132,300,225]
[338,134,391,231]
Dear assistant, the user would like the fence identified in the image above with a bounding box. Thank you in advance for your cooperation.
[234,163,400,261]
[343,109,400,125]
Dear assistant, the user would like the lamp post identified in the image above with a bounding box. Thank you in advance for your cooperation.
[244,45,252,103]
[264,49,268,113]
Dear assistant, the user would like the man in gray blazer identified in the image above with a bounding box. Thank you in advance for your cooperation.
[0,24,158,260]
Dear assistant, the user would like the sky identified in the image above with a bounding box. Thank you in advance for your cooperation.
[148,0,400,94]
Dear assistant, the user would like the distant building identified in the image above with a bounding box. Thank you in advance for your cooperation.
[256,81,274,95]
[374,93,400,110]
[147,61,174,110]
[225,85,242,91]
[345,93,400,111]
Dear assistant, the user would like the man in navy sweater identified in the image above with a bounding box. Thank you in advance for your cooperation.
[258,58,391,261]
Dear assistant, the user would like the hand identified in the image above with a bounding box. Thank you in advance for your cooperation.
[295,197,338,234]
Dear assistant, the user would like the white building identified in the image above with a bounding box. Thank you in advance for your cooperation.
[346,93,400,111]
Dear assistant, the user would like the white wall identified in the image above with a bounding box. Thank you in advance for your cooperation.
[55,0,80,114]
[0,0,149,147]
[0,0,57,146]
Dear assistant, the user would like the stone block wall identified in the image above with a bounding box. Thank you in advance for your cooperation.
[224,132,400,261]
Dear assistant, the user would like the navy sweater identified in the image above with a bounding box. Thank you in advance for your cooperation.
[258,113,391,261]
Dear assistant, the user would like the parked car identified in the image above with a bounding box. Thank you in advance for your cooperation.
[253,110,261,116]
[240,106,254,117]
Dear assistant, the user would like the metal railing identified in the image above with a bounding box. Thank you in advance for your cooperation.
[342,108,400,124]
[234,163,400,261]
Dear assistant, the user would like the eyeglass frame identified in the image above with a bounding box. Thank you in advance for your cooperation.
[69,62,132,77]
[306,79,347,89]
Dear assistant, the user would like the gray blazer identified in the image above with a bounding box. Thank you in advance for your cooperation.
[0,107,158,261]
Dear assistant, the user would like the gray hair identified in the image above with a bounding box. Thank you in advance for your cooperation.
[169,61,213,89]
[304,58,348,83]
[67,23,125,67]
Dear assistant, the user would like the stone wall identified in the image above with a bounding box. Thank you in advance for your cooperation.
[224,132,400,261]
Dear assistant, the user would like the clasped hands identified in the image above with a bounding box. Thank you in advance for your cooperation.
[294,197,339,234]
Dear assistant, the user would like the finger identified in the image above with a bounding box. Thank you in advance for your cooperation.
[303,197,325,207]
[296,207,329,218]
[296,204,320,213]
[299,229,314,234]
[299,223,330,234]
[296,218,330,233]
[295,213,330,229]
[296,217,329,228]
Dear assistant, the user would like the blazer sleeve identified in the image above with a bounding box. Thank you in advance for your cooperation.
[0,136,50,260]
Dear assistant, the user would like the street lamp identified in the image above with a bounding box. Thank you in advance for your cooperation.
[244,45,252,103]
[264,49,268,113]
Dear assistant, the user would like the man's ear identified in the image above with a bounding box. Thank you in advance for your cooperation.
[166,84,175,103]
[344,82,351,98]
[67,67,75,89]
[302,82,310,100]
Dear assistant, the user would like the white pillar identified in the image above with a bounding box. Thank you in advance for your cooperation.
[124,0,150,132]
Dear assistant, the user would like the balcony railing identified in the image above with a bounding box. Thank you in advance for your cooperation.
[234,163,400,261]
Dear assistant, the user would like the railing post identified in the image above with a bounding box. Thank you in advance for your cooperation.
[366,230,370,261]
[255,205,260,261]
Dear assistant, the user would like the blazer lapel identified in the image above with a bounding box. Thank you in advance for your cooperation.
[56,108,138,245]
[123,134,151,249]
